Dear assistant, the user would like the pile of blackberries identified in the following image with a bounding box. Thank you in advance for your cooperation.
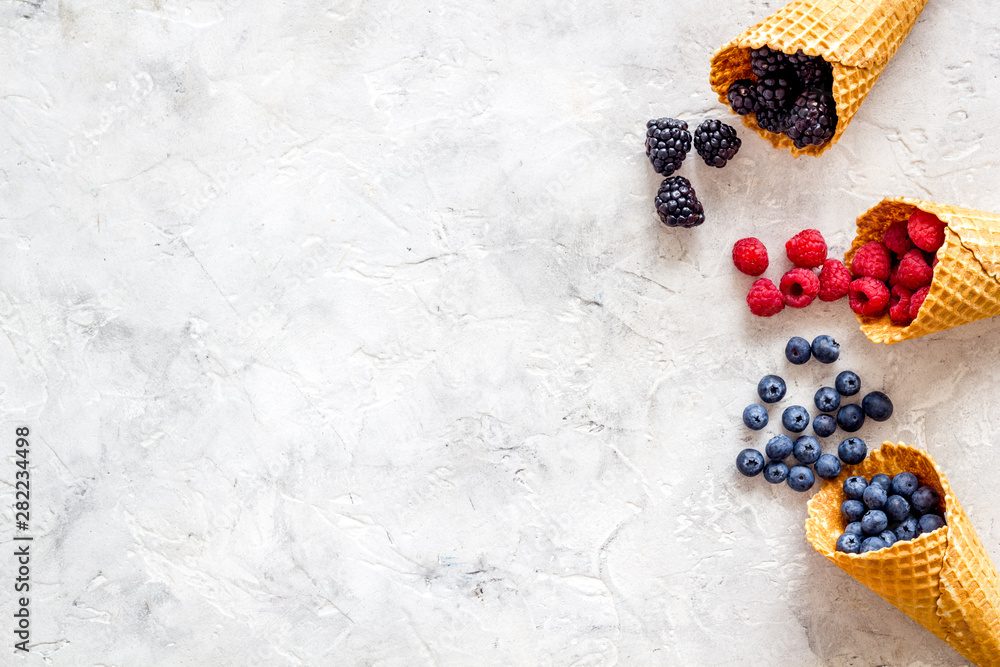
[726,46,837,149]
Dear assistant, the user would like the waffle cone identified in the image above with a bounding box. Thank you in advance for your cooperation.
[709,0,928,157]
[845,198,1000,344]
[806,443,1000,665]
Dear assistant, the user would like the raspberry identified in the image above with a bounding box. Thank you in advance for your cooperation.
[888,263,900,287]
[779,267,820,308]
[882,219,913,256]
[849,277,890,316]
[747,278,785,317]
[785,229,827,268]
[817,259,851,301]
[732,238,769,276]
[907,209,946,252]
[897,248,933,290]
[910,286,930,320]
[889,285,913,325]
[850,241,891,281]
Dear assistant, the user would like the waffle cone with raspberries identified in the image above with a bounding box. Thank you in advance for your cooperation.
[846,198,1000,344]
[805,442,1000,665]
[709,0,928,157]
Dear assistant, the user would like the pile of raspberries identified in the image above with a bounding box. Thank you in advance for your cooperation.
[726,46,837,149]
[846,209,945,324]
[735,229,850,317]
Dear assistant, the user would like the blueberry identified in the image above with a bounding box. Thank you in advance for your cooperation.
[811,335,840,363]
[836,404,865,432]
[743,403,769,430]
[793,435,821,465]
[838,437,867,465]
[736,449,765,476]
[763,460,789,484]
[843,476,868,500]
[891,472,919,498]
[870,474,891,491]
[835,370,861,396]
[841,499,865,523]
[785,336,811,364]
[844,521,864,536]
[765,434,794,461]
[812,414,837,438]
[757,375,787,403]
[860,536,889,554]
[884,494,912,522]
[861,510,888,536]
[895,516,921,541]
[814,387,841,413]
[862,391,893,421]
[782,405,810,433]
[814,453,841,479]
[787,465,815,492]
[836,533,862,554]
[919,514,946,533]
[862,485,887,510]
[879,530,897,547]
[911,486,941,514]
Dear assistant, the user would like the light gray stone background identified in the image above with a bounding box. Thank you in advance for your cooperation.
[2,0,1000,664]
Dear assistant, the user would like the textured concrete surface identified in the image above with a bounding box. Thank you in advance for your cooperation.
[2,0,1000,664]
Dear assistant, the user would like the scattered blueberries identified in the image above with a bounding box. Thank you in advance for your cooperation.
[911,486,940,514]
[843,476,868,500]
[836,533,862,554]
[757,375,787,403]
[861,510,888,536]
[815,454,841,479]
[813,414,837,438]
[891,472,919,498]
[736,449,765,477]
[861,536,889,554]
[862,391,893,421]
[811,335,840,363]
[862,484,887,510]
[834,471,947,555]
[787,465,815,492]
[837,404,866,432]
[841,499,865,523]
[763,460,789,484]
[838,437,867,465]
[835,370,861,396]
[785,336,811,364]
[765,434,794,461]
[743,403,769,430]
[793,435,821,465]
[814,386,841,413]
[782,405,810,433]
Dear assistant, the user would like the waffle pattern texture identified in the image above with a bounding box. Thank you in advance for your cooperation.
[845,198,1000,344]
[806,443,1000,665]
[709,0,929,157]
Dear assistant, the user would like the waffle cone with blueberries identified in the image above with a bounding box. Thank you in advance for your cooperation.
[709,0,928,156]
[805,442,1000,665]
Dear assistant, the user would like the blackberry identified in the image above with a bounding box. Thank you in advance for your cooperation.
[749,46,789,78]
[694,119,741,168]
[794,57,833,88]
[727,79,760,116]
[757,71,801,110]
[755,107,789,135]
[785,88,837,148]
[645,118,691,176]
[654,176,704,228]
